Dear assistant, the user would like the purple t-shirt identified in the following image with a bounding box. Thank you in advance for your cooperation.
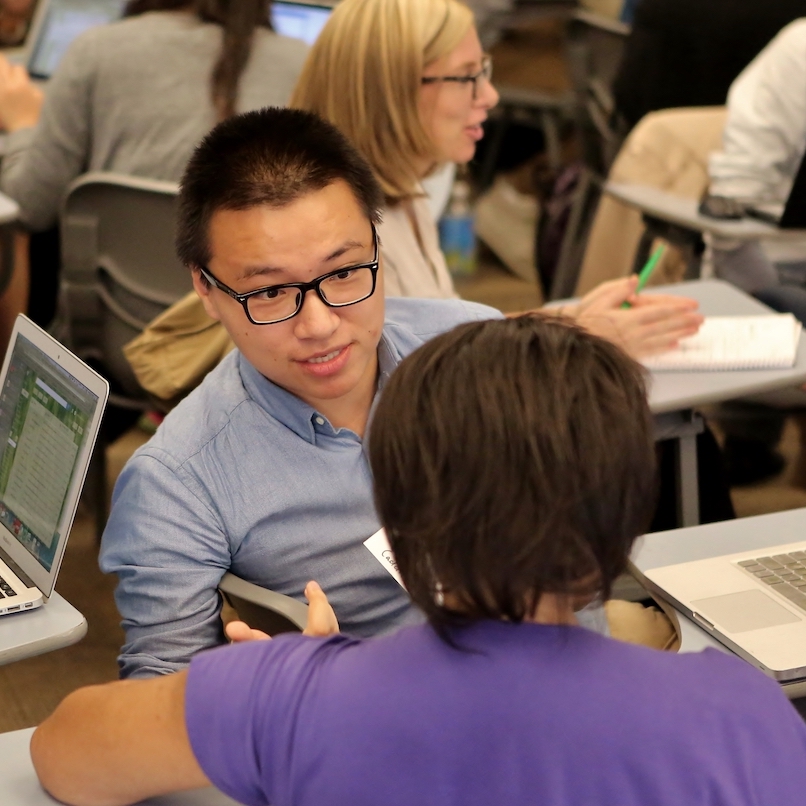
[186,622,806,806]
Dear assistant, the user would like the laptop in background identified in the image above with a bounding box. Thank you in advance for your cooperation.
[24,0,125,82]
[0,314,107,615]
[271,0,333,46]
[638,540,806,684]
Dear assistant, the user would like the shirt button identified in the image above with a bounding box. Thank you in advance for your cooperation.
[315,416,325,426]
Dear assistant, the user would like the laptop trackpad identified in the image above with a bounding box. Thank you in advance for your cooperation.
[692,590,801,633]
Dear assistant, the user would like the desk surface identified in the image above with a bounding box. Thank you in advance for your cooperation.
[0,728,239,806]
[606,182,806,241]
[646,279,806,412]
[0,593,86,666]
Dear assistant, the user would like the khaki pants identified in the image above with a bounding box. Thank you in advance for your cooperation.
[605,599,680,652]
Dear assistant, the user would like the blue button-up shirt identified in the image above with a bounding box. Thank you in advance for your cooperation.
[101,298,504,677]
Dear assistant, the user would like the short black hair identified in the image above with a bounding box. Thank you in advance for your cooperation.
[369,315,658,636]
[176,107,384,268]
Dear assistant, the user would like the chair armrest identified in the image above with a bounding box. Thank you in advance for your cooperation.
[218,572,308,635]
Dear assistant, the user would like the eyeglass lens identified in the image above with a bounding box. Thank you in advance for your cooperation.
[246,267,376,324]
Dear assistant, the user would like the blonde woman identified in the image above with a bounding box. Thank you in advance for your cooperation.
[127,0,702,402]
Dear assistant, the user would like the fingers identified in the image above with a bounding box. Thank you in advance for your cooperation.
[578,276,639,313]
[303,580,340,638]
[631,293,699,310]
[225,620,271,643]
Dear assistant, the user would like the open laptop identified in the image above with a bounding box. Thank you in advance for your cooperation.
[0,314,107,615]
[271,0,333,46]
[744,150,806,229]
[10,0,126,82]
[639,541,806,683]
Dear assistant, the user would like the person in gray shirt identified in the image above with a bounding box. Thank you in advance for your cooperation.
[0,0,308,341]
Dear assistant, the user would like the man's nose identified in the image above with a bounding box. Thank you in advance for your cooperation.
[293,289,340,339]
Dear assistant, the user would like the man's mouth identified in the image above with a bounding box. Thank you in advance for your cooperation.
[306,349,342,364]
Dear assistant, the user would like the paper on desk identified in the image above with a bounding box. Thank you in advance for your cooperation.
[363,528,405,588]
[642,314,802,371]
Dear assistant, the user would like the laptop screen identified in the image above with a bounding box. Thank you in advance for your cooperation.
[271,1,332,46]
[0,334,99,572]
[27,0,125,80]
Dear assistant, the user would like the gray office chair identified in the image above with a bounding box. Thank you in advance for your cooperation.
[54,172,190,402]
[53,172,192,534]
[219,573,308,635]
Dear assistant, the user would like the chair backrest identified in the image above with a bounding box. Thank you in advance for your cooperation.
[218,573,308,636]
[57,172,191,403]
[574,106,728,295]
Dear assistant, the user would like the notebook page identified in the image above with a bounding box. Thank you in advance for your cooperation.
[643,315,802,371]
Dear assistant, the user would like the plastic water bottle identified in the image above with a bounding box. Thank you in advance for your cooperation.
[439,179,476,278]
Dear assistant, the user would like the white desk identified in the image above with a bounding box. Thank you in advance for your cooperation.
[0,593,86,666]
[643,278,806,526]
[0,728,239,806]
[648,279,806,413]
[631,507,806,700]
[606,182,806,243]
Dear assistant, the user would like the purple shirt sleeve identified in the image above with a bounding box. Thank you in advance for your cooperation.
[185,634,353,806]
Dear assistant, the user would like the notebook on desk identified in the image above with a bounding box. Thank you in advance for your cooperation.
[639,541,806,684]
[643,314,802,371]
[0,315,107,616]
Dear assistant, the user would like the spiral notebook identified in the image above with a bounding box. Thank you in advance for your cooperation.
[643,314,802,371]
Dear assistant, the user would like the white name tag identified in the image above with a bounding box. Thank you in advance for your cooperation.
[363,528,405,589]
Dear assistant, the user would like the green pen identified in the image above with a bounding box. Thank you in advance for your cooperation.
[621,244,666,309]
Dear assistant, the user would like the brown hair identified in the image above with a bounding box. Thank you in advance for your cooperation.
[124,0,271,120]
[289,0,474,200]
[369,315,658,635]
[176,107,384,270]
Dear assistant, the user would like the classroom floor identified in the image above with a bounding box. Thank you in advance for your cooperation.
[1,255,805,734]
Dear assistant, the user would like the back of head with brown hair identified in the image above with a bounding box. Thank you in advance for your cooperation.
[124,0,271,120]
[368,315,658,636]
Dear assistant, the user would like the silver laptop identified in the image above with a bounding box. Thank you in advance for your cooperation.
[640,541,806,683]
[270,0,333,46]
[24,0,126,82]
[0,314,107,615]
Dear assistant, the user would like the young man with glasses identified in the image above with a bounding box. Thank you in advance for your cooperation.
[99,107,510,678]
[101,106,680,679]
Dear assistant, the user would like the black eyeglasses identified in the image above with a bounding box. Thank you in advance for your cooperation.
[421,55,493,101]
[199,224,379,325]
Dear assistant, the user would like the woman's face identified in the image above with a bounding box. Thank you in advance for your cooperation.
[418,26,499,169]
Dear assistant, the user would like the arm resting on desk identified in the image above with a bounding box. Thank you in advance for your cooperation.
[31,672,209,806]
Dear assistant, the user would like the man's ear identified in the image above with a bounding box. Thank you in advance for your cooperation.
[191,268,222,322]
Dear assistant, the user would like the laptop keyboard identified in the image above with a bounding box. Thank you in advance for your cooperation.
[738,552,806,611]
[0,574,16,598]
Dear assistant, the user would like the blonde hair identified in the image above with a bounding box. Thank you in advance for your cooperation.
[289,0,474,200]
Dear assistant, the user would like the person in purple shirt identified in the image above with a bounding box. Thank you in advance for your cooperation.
[31,314,806,806]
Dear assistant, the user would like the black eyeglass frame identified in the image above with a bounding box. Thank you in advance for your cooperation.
[420,54,493,101]
[198,223,380,326]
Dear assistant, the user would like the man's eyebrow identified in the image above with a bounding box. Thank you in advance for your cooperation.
[237,240,367,282]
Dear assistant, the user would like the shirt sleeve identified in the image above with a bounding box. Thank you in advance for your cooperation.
[99,450,232,678]
[709,19,806,201]
[0,30,96,230]
[185,635,353,806]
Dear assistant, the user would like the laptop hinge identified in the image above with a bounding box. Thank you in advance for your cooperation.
[0,545,36,589]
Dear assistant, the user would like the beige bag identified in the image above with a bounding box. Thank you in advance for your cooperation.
[124,291,234,407]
